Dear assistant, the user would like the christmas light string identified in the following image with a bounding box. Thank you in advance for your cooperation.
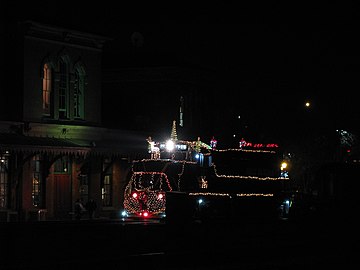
[213,148,276,154]
[125,159,199,215]
[124,171,173,215]
[132,158,197,165]
[212,164,289,181]
[188,192,274,197]
[131,171,173,191]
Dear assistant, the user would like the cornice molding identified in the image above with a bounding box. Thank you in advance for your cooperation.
[21,20,112,50]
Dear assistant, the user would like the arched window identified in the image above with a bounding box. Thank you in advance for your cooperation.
[45,53,86,121]
[74,65,85,119]
[42,63,52,116]
[58,57,69,119]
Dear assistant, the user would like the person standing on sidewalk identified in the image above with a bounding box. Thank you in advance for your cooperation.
[74,198,85,220]
[85,198,97,219]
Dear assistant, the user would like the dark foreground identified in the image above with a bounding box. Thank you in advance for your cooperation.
[1,214,357,270]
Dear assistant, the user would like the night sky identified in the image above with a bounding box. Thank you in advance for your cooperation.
[3,2,360,147]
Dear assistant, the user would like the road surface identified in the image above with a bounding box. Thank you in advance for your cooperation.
[1,215,357,269]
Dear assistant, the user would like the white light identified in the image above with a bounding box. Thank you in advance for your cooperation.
[198,199,203,204]
[281,162,287,170]
[121,210,128,217]
[166,140,175,151]
[195,154,200,159]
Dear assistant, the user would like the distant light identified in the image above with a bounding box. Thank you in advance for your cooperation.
[233,134,236,138]
[238,115,241,119]
[121,210,128,217]
[166,140,175,151]
[198,198,203,204]
[305,101,310,107]
[195,154,200,159]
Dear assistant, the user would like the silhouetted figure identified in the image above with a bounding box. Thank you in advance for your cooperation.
[74,198,85,220]
[85,199,97,219]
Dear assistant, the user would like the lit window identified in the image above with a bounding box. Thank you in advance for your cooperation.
[58,58,69,119]
[102,158,113,207]
[74,68,85,119]
[32,155,42,207]
[42,63,52,115]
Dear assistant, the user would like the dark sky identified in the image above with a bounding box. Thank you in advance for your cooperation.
[3,1,360,144]
[5,2,359,87]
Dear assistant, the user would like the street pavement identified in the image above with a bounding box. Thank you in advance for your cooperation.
[1,214,358,269]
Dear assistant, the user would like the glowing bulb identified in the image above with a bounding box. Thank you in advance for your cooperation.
[166,140,175,151]
[281,162,287,170]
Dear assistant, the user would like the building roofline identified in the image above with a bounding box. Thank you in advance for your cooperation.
[21,20,113,50]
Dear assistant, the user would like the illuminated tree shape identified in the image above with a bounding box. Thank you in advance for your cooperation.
[170,120,178,141]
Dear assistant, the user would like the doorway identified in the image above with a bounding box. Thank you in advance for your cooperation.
[54,174,71,219]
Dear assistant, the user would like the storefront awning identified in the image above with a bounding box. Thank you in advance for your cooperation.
[0,133,91,156]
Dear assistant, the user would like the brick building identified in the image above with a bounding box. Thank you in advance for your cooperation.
[0,21,150,221]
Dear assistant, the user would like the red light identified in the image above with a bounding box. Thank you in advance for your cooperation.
[143,211,149,217]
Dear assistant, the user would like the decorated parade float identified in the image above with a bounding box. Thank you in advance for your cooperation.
[123,121,292,222]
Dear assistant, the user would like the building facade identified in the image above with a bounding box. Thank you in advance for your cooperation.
[0,21,147,222]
